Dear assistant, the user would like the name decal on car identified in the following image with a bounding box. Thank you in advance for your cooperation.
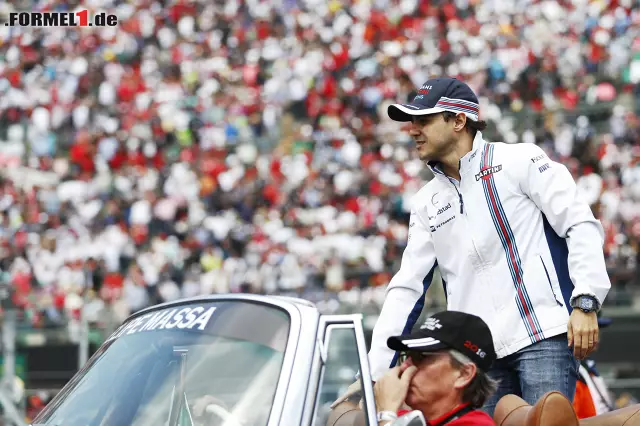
[107,306,217,341]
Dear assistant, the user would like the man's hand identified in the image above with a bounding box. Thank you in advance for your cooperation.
[373,365,418,413]
[568,309,599,360]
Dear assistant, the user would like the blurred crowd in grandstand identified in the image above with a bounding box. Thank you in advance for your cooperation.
[0,0,638,332]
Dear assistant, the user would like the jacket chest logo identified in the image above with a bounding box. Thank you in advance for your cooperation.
[437,203,452,215]
[475,164,502,181]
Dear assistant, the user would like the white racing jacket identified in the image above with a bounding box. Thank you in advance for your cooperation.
[369,132,611,380]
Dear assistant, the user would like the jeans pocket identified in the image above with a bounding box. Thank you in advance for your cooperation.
[566,345,580,374]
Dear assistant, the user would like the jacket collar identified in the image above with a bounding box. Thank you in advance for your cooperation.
[427,131,487,180]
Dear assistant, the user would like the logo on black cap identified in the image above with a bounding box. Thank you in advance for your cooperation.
[421,318,442,331]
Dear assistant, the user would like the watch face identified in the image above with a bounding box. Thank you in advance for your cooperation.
[581,298,595,310]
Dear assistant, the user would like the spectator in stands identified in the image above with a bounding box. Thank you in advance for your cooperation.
[0,0,636,337]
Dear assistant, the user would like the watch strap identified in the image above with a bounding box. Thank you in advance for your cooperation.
[377,411,398,422]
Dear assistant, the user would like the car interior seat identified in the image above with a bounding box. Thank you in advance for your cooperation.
[494,391,640,426]
[326,399,366,426]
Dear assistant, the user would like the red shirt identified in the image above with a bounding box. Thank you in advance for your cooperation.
[398,404,496,426]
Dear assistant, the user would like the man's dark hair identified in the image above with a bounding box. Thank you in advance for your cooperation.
[449,350,498,409]
[442,111,487,138]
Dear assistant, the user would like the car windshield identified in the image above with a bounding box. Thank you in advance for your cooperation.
[32,300,291,426]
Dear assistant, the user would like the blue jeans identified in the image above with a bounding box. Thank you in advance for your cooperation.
[482,333,580,417]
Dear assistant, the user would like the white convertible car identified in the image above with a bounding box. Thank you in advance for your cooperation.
[29,295,640,426]
[30,294,401,426]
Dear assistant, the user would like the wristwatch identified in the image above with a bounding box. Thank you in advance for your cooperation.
[571,295,599,313]
[377,411,398,422]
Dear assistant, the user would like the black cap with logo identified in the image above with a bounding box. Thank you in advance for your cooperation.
[387,77,480,123]
[387,311,496,372]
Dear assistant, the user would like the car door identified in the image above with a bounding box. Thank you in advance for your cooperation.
[302,314,377,426]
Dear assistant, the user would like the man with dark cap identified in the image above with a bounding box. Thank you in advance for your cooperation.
[334,77,611,415]
[328,311,498,426]
[375,311,498,425]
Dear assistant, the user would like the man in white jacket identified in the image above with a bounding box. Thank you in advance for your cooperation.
[334,77,611,416]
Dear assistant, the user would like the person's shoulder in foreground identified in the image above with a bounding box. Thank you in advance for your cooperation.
[444,409,496,426]
[398,403,495,425]
[396,407,496,425]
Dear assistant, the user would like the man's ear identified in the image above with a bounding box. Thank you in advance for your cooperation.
[453,113,467,132]
[454,362,476,390]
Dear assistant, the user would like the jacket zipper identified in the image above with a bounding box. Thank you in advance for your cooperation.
[448,178,464,214]
[446,176,485,266]
[540,256,563,307]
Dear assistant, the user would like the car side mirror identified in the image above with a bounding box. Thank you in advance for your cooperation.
[389,410,426,426]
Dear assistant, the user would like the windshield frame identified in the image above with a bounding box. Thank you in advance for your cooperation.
[32,295,304,426]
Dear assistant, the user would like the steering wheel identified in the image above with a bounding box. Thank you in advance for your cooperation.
[204,403,244,426]
[191,395,244,426]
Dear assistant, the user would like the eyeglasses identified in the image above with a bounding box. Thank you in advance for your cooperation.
[398,350,446,365]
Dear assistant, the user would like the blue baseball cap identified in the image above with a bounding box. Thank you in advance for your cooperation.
[388,77,480,123]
